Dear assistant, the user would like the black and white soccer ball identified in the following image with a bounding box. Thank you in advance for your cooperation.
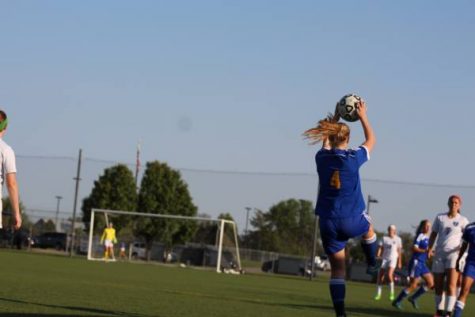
[337,94,363,122]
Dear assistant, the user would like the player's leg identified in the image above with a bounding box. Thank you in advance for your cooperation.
[453,275,474,317]
[374,265,386,300]
[409,272,434,309]
[320,217,348,317]
[110,245,115,260]
[433,257,447,316]
[387,265,396,301]
[445,267,460,316]
[393,276,419,310]
[328,249,347,317]
[359,215,378,274]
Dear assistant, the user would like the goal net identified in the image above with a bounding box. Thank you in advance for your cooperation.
[86,208,242,273]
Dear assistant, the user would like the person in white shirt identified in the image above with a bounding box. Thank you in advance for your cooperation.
[0,110,21,230]
[374,224,402,301]
[428,195,469,317]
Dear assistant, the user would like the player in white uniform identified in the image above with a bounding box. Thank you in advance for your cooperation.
[0,110,21,231]
[428,195,468,317]
[374,225,402,301]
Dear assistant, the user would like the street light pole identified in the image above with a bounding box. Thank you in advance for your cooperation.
[55,195,63,232]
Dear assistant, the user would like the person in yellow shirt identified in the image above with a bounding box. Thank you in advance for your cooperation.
[100,222,117,261]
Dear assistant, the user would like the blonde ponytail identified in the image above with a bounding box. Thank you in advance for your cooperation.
[303,114,350,146]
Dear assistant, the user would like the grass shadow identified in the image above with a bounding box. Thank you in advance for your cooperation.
[0,297,151,317]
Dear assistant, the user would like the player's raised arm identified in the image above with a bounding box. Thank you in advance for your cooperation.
[357,101,376,153]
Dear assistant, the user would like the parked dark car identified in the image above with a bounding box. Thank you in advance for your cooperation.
[34,232,68,250]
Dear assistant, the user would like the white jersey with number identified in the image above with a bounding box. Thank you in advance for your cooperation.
[432,212,469,254]
[0,138,17,228]
[380,235,402,261]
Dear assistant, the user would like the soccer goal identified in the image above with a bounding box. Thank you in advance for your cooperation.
[87,208,242,273]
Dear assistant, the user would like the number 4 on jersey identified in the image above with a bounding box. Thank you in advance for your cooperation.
[330,170,341,189]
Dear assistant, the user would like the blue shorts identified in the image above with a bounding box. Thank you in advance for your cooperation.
[463,261,475,280]
[408,259,430,278]
[319,213,371,255]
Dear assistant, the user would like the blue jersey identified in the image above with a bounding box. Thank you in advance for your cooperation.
[462,222,475,262]
[315,146,369,218]
[412,233,430,262]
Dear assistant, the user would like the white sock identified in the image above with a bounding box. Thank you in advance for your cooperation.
[389,282,395,294]
[436,293,446,311]
[376,285,382,296]
[446,295,456,313]
[456,300,465,310]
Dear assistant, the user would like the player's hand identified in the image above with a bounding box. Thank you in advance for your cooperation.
[356,100,368,120]
[13,212,22,230]
[427,248,433,259]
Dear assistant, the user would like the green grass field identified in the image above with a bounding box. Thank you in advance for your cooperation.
[0,250,472,317]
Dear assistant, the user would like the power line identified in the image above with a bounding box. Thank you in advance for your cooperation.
[16,153,475,189]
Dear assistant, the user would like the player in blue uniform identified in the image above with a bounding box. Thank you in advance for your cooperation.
[304,100,376,317]
[392,220,434,310]
[453,222,475,316]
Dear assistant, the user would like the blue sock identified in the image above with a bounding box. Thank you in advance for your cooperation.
[361,235,377,267]
[330,279,346,316]
[411,286,428,301]
[453,301,465,317]
[395,289,409,304]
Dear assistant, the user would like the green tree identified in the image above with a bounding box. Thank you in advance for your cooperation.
[81,164,137,233]
[32,219,57,235]
[193,213,237,246]
[136,161,197,259]
[244,199,316,256]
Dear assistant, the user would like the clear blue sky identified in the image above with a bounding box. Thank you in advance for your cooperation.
[1,0,475,233]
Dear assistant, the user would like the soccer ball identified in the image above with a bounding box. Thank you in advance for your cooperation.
[337,94,363,122]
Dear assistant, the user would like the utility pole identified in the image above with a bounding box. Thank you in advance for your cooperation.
[55,195,63,232]
[310,214,319,281]
[70,149,82,256]
[135,141,141,191]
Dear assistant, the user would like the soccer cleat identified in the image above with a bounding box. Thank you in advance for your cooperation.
[392,300,403,310]
[408,296,419,309]
[389,293,395,301]
[374,294,381,301]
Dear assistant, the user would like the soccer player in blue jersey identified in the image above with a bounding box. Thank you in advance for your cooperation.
[392,220,434,310]
[304,100,376,317]
[452,222,475,317]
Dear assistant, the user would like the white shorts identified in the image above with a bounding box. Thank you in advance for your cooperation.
[104,240,114,248]
[432,251,458,273]
[381,257,398,270]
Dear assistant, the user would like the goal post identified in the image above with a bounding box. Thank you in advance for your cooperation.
[87,208,241,273]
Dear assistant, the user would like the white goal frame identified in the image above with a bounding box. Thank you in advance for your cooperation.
[88,208,242,273]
